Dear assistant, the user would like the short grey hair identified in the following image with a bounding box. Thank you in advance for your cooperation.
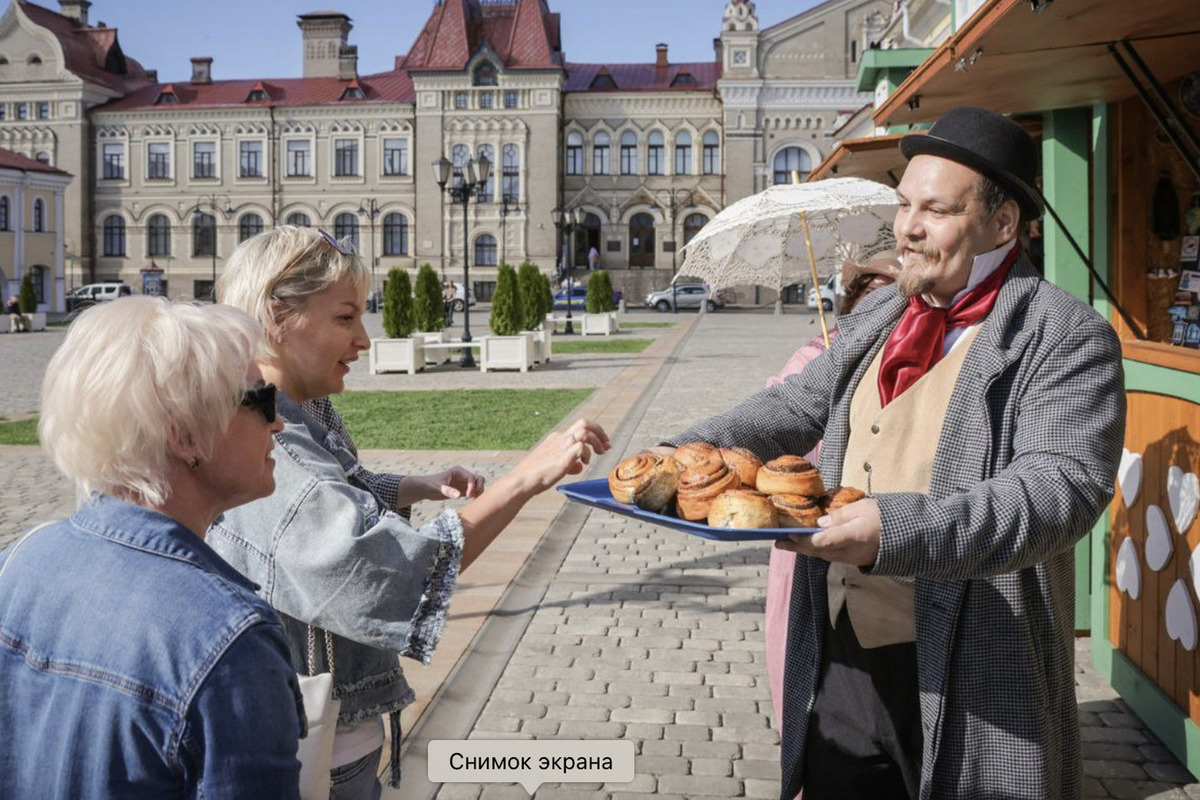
[38,297,263,507]
[218,225,371,352]
[977,175,1023,225]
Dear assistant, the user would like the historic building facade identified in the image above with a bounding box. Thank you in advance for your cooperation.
[0,0,887,305]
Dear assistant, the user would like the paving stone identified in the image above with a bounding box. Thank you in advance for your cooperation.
[744,777,784,798]
[1145,762,1200,784]
[605,773,657,793]
[689,757,733,776]
[639,740,682,757]
[1083,743,1146,763]
[1085,760,1149,780]
[682,740,742,759]
[556,721,625,739]
[622,723,663,741]
[663,724,713,742]
[610,707,675,724]
[435,784,482,800]
[734,759,781,780]
[657,775,743,796]
[1101,779,1188,799]
[631,756,689,775]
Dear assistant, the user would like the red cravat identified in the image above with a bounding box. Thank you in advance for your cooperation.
[877,246,1019,407]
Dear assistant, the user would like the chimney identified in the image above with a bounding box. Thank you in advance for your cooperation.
[297,11,353,79]
[144,69,158,83]
[337,44,358,80]
[58,0,90,26]
[191,57,212,85]
[655,43,669,68]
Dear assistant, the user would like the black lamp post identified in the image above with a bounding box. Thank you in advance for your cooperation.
[433,153,491,368]
[193,193,233,301]
[650,189,696,313]
[499,193,521,267]
[551,206,584,334]
[357,197,381,312]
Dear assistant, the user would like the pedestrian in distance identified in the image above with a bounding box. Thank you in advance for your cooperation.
[0,297,303,799]
[588,245,600,271]
[5,294,28,333]
[210,225,610,798]
[660,106,1125,800]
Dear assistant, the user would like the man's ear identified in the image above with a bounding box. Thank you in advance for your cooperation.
[993,198,1021,245]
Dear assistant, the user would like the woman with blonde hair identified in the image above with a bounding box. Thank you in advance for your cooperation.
[0,297,302,798]
[210,226,609,797]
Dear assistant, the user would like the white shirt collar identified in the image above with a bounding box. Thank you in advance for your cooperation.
[945,239,1018,306]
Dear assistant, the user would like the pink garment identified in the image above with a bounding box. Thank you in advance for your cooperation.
[764,331,832,733]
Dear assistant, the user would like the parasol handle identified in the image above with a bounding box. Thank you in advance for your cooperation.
[792,169,830,347]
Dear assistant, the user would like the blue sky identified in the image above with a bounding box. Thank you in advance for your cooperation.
[97,0,825,83]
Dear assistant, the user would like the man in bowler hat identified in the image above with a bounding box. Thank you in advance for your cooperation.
[660,107,1125,799]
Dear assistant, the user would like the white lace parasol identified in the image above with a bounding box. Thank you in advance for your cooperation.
[678,177,900,292]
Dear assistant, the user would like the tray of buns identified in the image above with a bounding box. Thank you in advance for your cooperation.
[559,442,865,542]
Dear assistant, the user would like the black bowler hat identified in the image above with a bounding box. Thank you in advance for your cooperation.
[900,106,1043,219]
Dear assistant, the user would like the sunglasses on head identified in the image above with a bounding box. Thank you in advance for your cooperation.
[240,383,277,423]
[317,228,355,256]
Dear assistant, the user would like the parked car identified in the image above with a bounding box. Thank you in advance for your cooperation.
[644,282,725,313]
[552,285,622,311]
[451,282,477,312]
[807,273,839,311]
[66,282,131,312]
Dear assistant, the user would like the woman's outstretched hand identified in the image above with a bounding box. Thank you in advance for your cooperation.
[516,419,611,494]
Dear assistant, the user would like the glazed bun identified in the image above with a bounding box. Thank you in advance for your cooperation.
[756,455,825,497]
[823,486,867,512]
[675,441,720,469]
[769,493,824,528]
[676,457,742,521]
[609,452,685,513]
[708,489,779,529]
[719,447,762,487]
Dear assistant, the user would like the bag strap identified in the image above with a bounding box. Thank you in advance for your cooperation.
[305,625,336,678]
[0,522,54,585]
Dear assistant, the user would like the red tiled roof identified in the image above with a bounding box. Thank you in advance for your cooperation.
[96,70,415,112]
[564,61,720,92]
[402,0,562,72]
[18,1,151,94]
[0,146,71,176]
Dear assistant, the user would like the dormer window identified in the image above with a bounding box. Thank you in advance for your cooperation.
[473,61,497,86]
[155,86,178,105]
[246,89,269,102]
[670,72,696,87]
[27,54,41,65]
[590,73,617,90]
[340,84,364,100]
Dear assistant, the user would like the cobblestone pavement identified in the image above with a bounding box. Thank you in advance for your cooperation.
[0,327,66,418]
[406,311,1200,800]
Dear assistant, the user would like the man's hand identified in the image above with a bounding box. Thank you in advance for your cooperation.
[407,467,487,501]
[776,496,882,567]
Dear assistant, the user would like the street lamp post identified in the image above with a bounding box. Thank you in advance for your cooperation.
[357,197,381,312]
[551,207,584,334]
[499,194,521,267]
[193,193,233,301]
[650,189,696,312]
[433,153,491,368]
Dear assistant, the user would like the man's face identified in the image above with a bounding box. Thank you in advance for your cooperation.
[893,155,1016,304]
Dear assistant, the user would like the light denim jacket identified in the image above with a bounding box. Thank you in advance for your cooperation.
[208,392,463,723]
[0,495,304,799]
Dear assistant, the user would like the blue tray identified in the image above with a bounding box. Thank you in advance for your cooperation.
[557,479,819,541]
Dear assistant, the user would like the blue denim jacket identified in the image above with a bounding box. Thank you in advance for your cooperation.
[0,495,304,799]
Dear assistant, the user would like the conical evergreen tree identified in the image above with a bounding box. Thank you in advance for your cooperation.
[382,268,414,338]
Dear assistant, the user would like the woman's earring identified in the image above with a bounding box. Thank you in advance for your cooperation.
[189,456,200,470]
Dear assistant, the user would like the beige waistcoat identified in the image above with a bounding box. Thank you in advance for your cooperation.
[827,327,981,648]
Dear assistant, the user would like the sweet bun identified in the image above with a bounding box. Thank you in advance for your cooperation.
[756,455,825,497]
[823,485,867,512]
[719,447,762,487]
[676,458,742,521]
[708,489,779,529]
[769,493,824,528]
[609,453,685,513]
[675,441,719,469]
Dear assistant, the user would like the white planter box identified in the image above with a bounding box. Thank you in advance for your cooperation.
[369,338,425,375]
[2,312,45,333]
[480,334,534,373]
[527,327,552,363]
[415,330,449,365]
[581,312,617,336]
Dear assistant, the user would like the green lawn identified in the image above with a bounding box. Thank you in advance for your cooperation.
[552,338,653,354]
[0,418,39,445]
[621,321,675,329]
[331,388,594,449]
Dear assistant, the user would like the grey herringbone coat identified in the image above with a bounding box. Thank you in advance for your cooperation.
[671,257,1125,800]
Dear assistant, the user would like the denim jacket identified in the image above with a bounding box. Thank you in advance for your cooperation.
[208,393,462,732]
[0,495,304,800]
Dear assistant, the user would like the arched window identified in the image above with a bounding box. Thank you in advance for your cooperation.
[565,132,583,175]
[773,146,812,184]
[674,131,692,175]
[383,212,408,256]
[592,132,610,175]
[452,144,470,189]
[147,213,171,257]
[30,265,45,303]
[103,215,126,257]
[286,211,311,227]
[334,212,359,251]
[239,213,264,242]
[619,131,638,175]
[0,196,8,230]
[477,144,494,202]
[629,212,656,267]
[473,61,498,86]
[474,234,497,266]
[192,212,215,256]
[702,131,720,175]
[502,144,519,203]
[32,198,44,232]
[647,131,664,175]
[683,213,709,246]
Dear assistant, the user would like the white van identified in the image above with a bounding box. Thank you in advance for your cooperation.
[806,273,840,311]
[66,282,132,311]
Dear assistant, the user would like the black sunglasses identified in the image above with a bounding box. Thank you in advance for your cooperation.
[240,383,277,424]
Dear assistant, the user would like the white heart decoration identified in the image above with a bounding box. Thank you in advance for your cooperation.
[1167,466,1199,536]
[1115,538,1141,599]
[1145,505,1173,571]
[1167,579,1198,651]
[1118,449,1142,508]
